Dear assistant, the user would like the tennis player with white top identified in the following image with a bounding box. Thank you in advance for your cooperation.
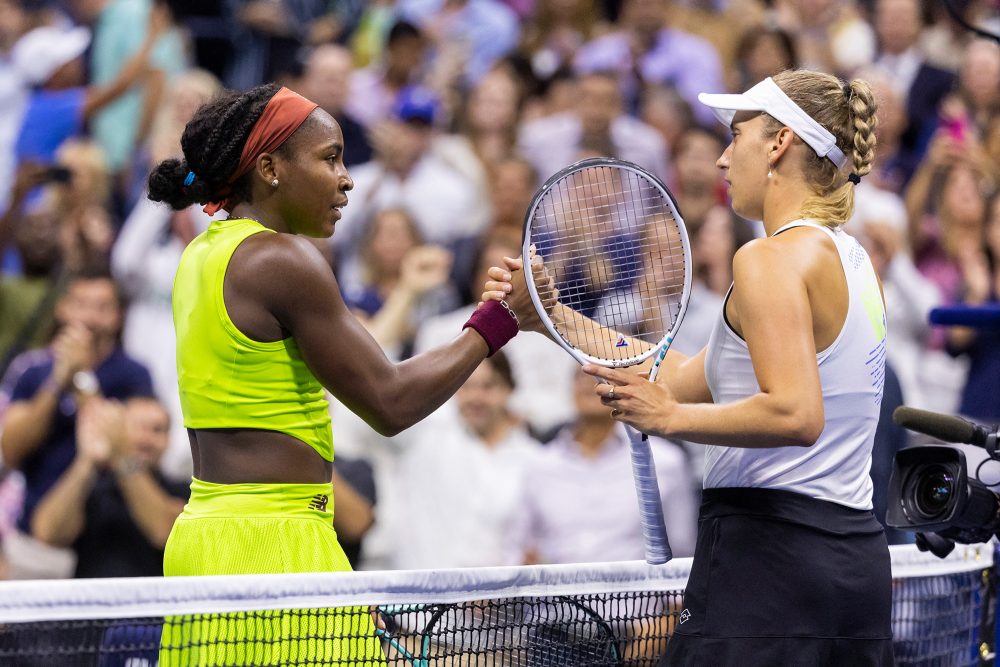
[486,69,892,665]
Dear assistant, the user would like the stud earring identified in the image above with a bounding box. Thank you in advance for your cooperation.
[271,179,279,188]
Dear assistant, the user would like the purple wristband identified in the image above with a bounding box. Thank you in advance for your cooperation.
[463,300,519,356]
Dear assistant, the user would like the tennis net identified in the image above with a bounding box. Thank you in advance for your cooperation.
[0,543,992,666]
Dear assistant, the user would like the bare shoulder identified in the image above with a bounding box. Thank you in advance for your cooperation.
[227,232,338,313]
[231,232,333,284]
[734,227,830,281]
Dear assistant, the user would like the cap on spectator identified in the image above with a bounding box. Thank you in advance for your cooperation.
[393,86,440,125]
[12,26,91,87]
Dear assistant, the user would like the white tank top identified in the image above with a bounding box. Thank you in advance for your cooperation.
[703,220,887,510]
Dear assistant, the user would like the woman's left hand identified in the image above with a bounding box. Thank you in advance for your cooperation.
[583,364,678,437]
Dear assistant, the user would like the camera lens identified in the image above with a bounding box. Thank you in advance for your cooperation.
[912,465,955,519]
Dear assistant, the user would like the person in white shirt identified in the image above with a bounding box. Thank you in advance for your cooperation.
[393,350,541,568]
[487,70,893,665]
[517,71,670,184]
[512,369,696,564]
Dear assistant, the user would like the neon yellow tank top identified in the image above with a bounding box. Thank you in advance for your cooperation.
[173,218,333,461]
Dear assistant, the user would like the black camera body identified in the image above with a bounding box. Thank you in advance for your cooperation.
[887,445,1000,545]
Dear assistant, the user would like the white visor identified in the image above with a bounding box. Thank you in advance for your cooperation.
[698,77,848,170]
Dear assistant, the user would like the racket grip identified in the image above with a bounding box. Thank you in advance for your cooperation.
[626,426,673,565]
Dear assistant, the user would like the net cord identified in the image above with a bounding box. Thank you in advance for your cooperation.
[0,544,989,624]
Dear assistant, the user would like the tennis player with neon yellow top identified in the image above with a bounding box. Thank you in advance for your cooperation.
[146,83,520,665]
[486,70,893,665]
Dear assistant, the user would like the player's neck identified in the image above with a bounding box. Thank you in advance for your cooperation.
[762,178,812,237]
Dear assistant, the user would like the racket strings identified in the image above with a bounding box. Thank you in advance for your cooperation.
[534,166,687,363]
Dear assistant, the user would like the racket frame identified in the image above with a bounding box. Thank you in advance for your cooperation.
[521,157,693,566]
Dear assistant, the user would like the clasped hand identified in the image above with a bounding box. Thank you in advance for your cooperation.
[480,248,557,333]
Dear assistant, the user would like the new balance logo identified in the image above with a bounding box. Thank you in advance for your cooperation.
[308,494,329,512]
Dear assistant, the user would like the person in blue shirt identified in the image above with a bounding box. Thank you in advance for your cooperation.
[12,8,168,167]
[0,268,154,535]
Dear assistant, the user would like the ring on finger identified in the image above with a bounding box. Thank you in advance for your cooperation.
[611,408,621,417]
[608,386,616,400]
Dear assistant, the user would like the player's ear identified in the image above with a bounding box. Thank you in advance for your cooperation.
[769,127,795,165]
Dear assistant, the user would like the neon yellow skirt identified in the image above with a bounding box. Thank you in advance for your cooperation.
[160,478,385,666]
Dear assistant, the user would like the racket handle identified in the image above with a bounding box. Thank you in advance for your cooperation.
[626,426,673,565]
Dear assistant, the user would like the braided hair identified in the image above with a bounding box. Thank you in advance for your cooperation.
[148,83,281,211]
[761,70,878,228]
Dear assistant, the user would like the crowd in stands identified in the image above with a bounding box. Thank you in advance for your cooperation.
[0,0,997,578]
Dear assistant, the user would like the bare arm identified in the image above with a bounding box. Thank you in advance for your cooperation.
[239,235,492,437]
[2,324,99,468]
[1,382,61,469]
[485,258,713,404]
[331,466,375,542]
[588,241,824,448]
[30,457,96,546]
[82,6,168,121]
[115,467,184,549]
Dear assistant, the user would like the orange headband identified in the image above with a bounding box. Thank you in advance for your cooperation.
[203,87,319,215]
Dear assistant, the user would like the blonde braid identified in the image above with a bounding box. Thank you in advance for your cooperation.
[762,71,879,228]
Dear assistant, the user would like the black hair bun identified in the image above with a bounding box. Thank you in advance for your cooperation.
[148,158,213,211]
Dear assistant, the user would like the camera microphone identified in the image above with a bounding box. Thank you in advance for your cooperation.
[892,406,993,447]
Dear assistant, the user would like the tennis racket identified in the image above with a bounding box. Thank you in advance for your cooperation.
[521,157,692,565]
[376,597,623,666]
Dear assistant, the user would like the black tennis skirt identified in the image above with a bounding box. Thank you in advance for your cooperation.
[660,487,894,667]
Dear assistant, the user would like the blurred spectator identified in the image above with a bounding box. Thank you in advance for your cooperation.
[517,71,669,183]
[394,351,542,568]
[330,456,376,569]
[954,38,1000,137]
[666,0,765,84]
[398,0,520,87]
[413,231,578,438]
[349,0,398,69]
[672,128,726,232]
[859,67,915,192]
[0,269,153,576]
[947,193,1000,422]
[112,71,221,480]
[453,62,525,170]
[905,132,993,307]
[128,68,222,208]
[112,189,211,480]
[297,44,372,168]
[871,0,956,167]
[31,396,188,577]
[852,183,951,412]
[487,156,538,239]
[511,368,697,563]
[733,27,798,93]
[343,207,457,359]
[49,140,116,271]
[0,0,28,212]
[334,86,491,279]
[67,0,183,176]
[770,0,875,74]
[0,201,63,371]
[572,0,724,125]
[12,11,167,175]
[520,64,578,122]
[638,84,694,158]
[519,0,602,81]
[346,20,430,129]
